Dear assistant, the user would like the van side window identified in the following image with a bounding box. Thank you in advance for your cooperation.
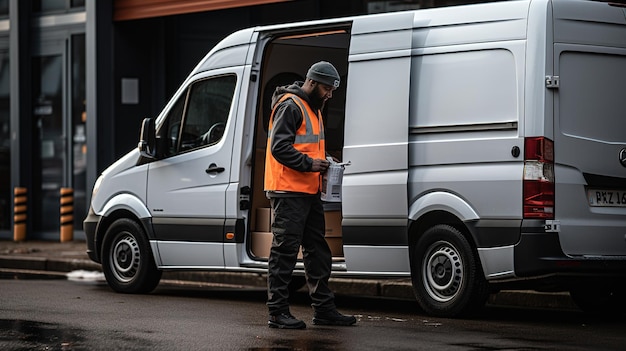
[179,74,237,152]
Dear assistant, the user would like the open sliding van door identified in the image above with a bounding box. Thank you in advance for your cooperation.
[551,0,626,258]
[341,11,414,274]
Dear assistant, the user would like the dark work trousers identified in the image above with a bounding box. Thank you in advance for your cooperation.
[267,195,336,315]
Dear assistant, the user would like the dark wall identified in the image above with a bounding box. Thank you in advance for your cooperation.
[113,20,156,157]
[110,0,366,158]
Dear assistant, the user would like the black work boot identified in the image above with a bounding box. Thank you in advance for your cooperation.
[268,312,306,329]
[313,310,357,326]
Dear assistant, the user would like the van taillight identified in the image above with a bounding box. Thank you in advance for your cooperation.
[523,137,554,219]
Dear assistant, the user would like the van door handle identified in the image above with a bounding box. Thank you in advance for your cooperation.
[206,163,225,174]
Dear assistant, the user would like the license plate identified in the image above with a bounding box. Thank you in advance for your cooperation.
[588,189,626,207]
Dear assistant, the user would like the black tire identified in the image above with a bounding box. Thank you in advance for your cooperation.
[101,218,162,294]
[410,224,489,317]
[569,283,626,317]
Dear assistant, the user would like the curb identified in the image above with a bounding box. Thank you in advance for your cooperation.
[0,254,579,312]
[0,255,101,273]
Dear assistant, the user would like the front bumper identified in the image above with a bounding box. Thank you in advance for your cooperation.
[83,207,102,263]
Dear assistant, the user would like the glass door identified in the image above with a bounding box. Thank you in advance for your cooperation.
[32,50,65,234]
[70,34,87,234]
[0,52,9,233]
[32,34,86,238]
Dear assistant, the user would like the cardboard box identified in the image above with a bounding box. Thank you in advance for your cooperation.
[253,149,269,198]
[324,211,342,237]
[255,208,272,232]
[250,231,302,259]
[251,231,273,258]
[326,237,343,256]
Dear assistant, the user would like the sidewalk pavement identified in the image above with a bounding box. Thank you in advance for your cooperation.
[0,239,580,312]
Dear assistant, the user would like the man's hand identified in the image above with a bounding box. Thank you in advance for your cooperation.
[311,158,330,172]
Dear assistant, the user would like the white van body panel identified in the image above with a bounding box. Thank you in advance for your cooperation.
[524,0,551,138]
[99,192,151,220]
[189,28,254,75]
[477,246,515,279]
[343,245,411,275]
[91,150,147,217]
[156,241,224,269]
[410,162,524,220]
[412,1,529,47]
[341,11,412,272]
[408,192,479,223]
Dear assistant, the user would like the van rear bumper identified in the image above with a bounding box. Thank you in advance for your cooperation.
[514,220,626,278]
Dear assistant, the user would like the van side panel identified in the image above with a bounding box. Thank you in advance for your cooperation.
[408,46,524,223]
[407,1,529,280]
[410,49,520,129]
[342,12,413,273]
[409,6,528,243]
[411,0,529,48]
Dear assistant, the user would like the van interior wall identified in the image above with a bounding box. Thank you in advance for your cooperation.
[257,40,349,159]
[249,34,349,259]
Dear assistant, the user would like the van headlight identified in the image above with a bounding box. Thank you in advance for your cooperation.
[91,175,103,198]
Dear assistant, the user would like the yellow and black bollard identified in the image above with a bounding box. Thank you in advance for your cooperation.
[60,188,74,242]
[13,187,27,242]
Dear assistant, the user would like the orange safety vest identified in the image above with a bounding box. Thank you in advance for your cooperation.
[264,93,326,194]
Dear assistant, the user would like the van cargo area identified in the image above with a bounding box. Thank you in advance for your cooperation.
[248,28,350,261]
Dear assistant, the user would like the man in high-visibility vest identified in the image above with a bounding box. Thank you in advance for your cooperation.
[264,61,356,329]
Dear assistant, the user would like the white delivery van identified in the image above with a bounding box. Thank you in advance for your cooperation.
[84,0,626,317]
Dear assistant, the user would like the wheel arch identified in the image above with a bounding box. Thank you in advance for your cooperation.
[408,192,480,249]
[94,194,154,263]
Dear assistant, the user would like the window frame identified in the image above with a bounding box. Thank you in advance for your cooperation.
[157,73,238,158]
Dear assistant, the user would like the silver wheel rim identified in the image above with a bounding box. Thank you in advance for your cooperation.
[110,233,140,283]
[422,241,464,303]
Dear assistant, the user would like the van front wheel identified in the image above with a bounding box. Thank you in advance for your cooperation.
[101,218,162,294]
[410,224,488,317]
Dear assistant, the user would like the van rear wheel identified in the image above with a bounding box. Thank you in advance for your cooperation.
[101,218,162,294]
[410,224,488,317]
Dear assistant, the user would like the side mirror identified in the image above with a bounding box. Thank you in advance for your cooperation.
[138,118,156,159]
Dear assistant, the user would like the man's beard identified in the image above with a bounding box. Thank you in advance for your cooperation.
[308,86,326,111]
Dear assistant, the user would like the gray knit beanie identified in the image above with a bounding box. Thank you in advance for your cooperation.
[306,61,340,88]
